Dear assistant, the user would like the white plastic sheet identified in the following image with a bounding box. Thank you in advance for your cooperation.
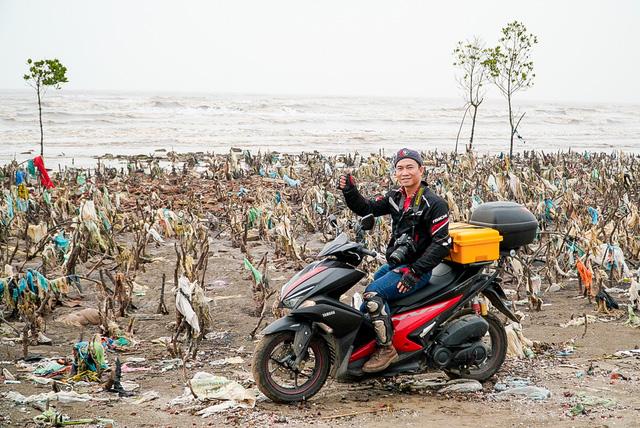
[176,276,200,334]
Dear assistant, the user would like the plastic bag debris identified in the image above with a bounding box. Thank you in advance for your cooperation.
[56,308,102,327]
[624,305,640,327]
[80,200,98,222]
[505,323,534,359]
[73,335,108,373]
[438,379,483,393]
[494,377,532,392]
[612,349,640,358]
[33,361,66,376]
[32,409,114,427]
[27,222,47,243]
[146,225,164,243]
[282,174,300,187]
[189,372,256,404]
[175,276,200,334]
[197,400,253,417]
[570,391,616,415]
[129,390,160,404]
[628,276,639,310]
[36,331,52,345]
[160,358,184,372]
[591,243,631,278]
[4,390,94,404]
[2,367,16,380]
[210,356,244,366]
[494,385,551,400]
[560,314,597,328]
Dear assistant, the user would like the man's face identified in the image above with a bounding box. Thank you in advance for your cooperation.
[394,158,424,188]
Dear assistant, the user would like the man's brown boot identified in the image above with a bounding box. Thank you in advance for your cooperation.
[362,345,399,373]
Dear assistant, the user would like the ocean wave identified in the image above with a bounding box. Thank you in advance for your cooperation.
[151,100,185,108]
[2,91,639,158]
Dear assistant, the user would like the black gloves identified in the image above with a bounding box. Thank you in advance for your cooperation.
[397,267,421,293]
[338,174,356,191]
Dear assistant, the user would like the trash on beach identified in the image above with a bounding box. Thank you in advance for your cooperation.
[210,356,244,366]
[121,364,151,373]
[36,331,52,345]
[610,349,640,358]
[27,222,47,243]
[189,372,256,404]
[3,367,16,381]
[56,308,102,327]
[494,377,533,392]
[560,315,598,328]
[438,379,483,394]
[568,391,617,416]
[282,174,300,187]
[129,390,160,405]
[32,409,115,427]
[197,400,254,417]
[505,322,534,359]
[404,378,448,391]
[160,358,184,372]
[493,385,551,401]
[175,276,200,334]
[33,361,67,377]
[72,334,108,375]
[555,345,576,357]
[628,276,640,310]
[624,305,640,327]
[4,390,95,405]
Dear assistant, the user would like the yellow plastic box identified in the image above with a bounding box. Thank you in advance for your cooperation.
[445,222,503,264]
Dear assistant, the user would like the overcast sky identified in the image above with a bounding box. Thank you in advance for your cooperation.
[1,0,638,103]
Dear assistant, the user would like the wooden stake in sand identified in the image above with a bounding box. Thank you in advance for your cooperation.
[156,273,169,315]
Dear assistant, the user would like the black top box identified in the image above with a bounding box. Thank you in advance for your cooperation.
[469,202,538,251]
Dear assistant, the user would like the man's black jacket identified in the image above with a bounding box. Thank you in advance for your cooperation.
[342,180,451,275]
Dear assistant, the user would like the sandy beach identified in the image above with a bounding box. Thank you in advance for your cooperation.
[1,149,639,426]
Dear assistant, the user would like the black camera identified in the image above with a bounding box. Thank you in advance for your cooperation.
[389,233,416,265]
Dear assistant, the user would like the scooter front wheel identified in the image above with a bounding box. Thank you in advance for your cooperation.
[252,331,331,403]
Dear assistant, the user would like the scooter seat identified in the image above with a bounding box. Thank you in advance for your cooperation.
[390,262,464,313]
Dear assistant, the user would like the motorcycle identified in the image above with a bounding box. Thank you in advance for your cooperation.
[252,213,523,403]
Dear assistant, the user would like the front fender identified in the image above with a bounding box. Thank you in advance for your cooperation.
[261,316,314,365]
[261,315,306,335]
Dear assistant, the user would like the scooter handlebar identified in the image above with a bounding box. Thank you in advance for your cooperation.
[359,247,377,258]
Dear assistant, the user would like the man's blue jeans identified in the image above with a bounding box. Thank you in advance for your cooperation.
[360,264,432,314]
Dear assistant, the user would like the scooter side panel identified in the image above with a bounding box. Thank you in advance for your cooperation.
[295,303,363,335]
[349,294,463,361]
[392,295,463,352]
[261,315,308,335]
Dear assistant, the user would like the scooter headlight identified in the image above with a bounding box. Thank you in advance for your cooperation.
[282,297,315,310]
[298,300,316,308]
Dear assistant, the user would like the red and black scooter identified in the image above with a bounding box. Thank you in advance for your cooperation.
[252,202,537,403]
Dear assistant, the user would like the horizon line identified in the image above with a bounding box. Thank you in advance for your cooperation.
[1,87,638,106]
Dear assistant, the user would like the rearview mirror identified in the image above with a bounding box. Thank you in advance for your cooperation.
[328,214,338,228]
[359,214,375,231]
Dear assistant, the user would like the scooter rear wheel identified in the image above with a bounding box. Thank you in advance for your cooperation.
[443,309,507,381]
[252,331,331,403]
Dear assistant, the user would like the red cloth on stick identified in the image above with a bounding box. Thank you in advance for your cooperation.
[33,156,55,189]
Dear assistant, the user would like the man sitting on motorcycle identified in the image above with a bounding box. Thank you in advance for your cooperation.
[338,148,452,373]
